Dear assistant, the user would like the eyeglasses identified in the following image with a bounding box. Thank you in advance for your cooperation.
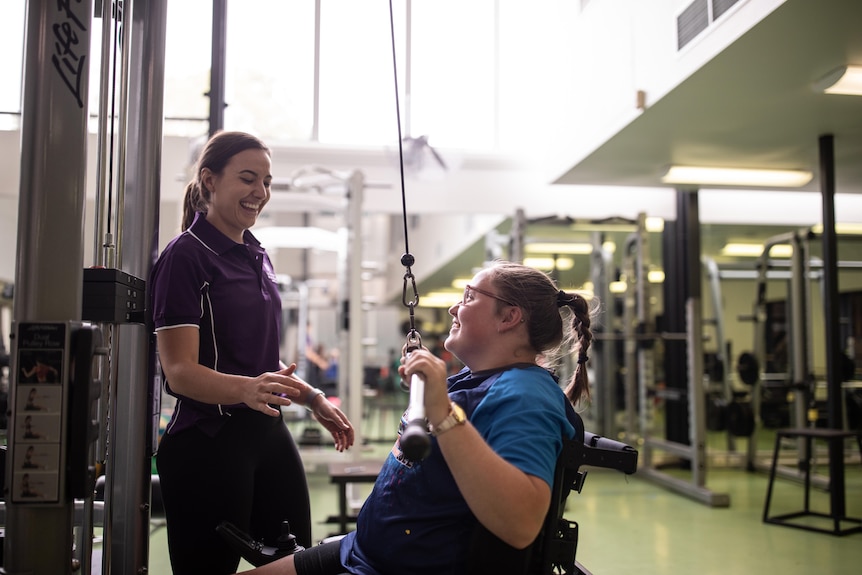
[463,284,519,308]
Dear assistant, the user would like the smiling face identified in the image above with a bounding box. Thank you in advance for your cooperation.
[202,148,272,243]
[445,269,512,368]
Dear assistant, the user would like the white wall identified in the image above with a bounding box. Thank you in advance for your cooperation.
[545,0,788,178]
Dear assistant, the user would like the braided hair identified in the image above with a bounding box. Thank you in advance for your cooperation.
[486,261,597,406]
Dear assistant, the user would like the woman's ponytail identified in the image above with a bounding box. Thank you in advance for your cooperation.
[181,181,206,231]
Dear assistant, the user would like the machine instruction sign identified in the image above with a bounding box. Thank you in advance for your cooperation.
[11,322,67,503]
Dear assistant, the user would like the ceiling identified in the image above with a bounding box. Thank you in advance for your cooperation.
[554,0,862,194]
[412,0,862,304]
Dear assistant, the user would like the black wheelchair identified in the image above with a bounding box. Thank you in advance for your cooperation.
[220,431,638,574]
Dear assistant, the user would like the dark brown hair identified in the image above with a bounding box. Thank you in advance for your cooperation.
[181,131,271,231]
[486,261,597,406]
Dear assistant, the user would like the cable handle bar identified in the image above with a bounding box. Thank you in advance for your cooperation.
[400,332,432,461]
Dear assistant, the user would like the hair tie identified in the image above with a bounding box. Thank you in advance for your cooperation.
[557,290,575,307]
[577,354,589,364]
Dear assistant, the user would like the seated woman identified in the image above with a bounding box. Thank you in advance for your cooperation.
[239,261,596,575]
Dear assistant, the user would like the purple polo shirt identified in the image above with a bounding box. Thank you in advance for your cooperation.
[150,212,282,436]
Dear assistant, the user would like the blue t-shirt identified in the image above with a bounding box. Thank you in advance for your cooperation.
[340,364,578,575]
[150,212,282,436]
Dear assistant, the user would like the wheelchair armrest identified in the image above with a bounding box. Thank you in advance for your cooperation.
[561,432,639,476]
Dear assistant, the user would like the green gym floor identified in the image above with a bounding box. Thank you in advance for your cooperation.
[145,406,862,575]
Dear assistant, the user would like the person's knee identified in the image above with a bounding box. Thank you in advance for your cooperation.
[292,540,343,574]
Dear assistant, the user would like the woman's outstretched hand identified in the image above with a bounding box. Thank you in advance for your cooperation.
[242,363,354,450]
[243,364,304,417]
[311,400,355,452]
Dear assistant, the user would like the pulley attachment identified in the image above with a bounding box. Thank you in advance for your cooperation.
[398,253,431,461]
[401,252,420,338]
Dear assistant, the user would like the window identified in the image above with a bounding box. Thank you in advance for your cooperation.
[410,0,497,150]
[0,2,27,129]
[3,0,576,157]
[163,0,213,136]
[224,2,316,141]
[318,0,402,146]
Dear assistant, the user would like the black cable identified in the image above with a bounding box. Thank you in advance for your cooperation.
[105,1,122,240]
[388,0,429,461]
[387,0,410,259]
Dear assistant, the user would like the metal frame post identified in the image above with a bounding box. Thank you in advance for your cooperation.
[637,190,729,507]
[208,0,227,135]
[819,134,847,519]
[5,1,95,572]
[103,1,168,573]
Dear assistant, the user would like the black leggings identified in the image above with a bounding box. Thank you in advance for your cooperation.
[294,540,349,575]
[156,410,311,575]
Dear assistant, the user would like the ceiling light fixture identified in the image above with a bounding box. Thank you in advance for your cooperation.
[645,217,665,233]
[647,269,665,283]
[253,226,342,251]
[524,242,593,255]
[662,166,813,187]
[767,245,794,258]
[566,217,664,234]
[814,65,862,96]
[721,243,763,257]
[720,243,793,258]
[523,257,575,271]
[811,222,862,235]
[422,291,463,308]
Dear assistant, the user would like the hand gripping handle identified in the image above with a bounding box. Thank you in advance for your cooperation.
[401,358,431,461]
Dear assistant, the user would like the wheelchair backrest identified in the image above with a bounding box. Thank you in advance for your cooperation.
[469,433,638,575]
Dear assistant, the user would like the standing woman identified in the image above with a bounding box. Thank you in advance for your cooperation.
[151,131,354,575]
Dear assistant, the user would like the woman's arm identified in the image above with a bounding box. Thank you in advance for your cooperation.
[157,326,302,417]
[437,419,550,548]
[278,360,355,452]
[402,350,550,548]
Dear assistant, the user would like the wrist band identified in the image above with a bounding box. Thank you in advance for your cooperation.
[306,388,325,411]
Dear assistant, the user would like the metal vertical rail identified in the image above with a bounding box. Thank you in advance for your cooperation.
[789,232,810,436]
[508,208,526,265]
[6,1,94,572]
[589,234,613,438]
[296,282,310,381]
[93,0,116,267]
[339,171,366,451]
[622,232,637,440]
[702,257,728,400]
[209,0,227,135]
[104,1,167,574]
[112,0,134,265]
[99,8,135,566]
[819,134,847,519]
[681,192,707,489]
[702,256,734,453]
[635,214,655,449]
[312,0,321,140]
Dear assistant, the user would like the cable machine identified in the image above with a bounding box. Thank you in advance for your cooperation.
[631,196,730,507]
[743,229,862,478]
[3,2,168,574]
